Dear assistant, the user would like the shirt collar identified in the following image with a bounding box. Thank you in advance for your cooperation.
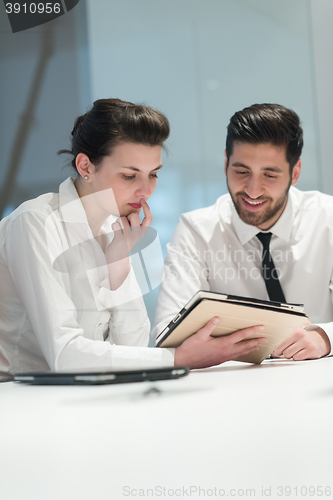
[58,177,88,223]
[57,177,118,228]
[231,189,294,245]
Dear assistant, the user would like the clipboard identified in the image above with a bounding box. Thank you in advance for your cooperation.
[13,366,189,385]
[156,291,307,364]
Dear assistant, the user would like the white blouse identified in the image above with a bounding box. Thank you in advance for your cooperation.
[0,178,174,374]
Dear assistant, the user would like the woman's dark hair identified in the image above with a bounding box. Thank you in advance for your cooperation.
[58,98,170,172]
[225,103,303,171]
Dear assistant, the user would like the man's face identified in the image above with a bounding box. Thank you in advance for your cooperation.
[225,142,301,230]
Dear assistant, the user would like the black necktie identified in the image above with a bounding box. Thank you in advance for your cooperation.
[256,232,286,303]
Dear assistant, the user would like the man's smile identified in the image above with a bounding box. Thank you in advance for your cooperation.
[241,197,268,211]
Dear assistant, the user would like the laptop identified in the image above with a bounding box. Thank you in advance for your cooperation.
[156,291,307,364]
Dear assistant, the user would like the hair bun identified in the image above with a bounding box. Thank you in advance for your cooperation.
[93,98,134,110]
[71,113,87,136]
[59,97,169,173]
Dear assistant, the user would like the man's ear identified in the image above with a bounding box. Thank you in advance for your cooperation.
[224,150,228,176]
[76,153,95,181]
[291,159,301,186]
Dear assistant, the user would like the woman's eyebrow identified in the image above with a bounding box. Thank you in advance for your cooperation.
[121,165,163,172]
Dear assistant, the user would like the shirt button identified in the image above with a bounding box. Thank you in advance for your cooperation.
[98,323,104,329]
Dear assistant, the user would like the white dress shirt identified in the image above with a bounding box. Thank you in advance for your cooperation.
[152,187,333,351]
[0,178,174,374]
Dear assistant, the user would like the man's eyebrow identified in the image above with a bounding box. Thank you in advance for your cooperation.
[231,162,283,173]
[262,166,283,173]
[121,165,163,172]
[231,162,250,169]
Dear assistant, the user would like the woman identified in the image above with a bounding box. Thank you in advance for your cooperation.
[0,98,265,375]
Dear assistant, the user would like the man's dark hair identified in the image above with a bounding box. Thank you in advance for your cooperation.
[58,98,170,172]
[225,103,303,171]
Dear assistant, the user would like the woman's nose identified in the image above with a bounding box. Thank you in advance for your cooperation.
[136,180,153,199]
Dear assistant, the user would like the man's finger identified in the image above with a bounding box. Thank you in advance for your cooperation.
[301,319,312,327]
[233,345,260,359]
[272,335,297,357]
[228,325,265,344]
[281,342,302,359]
[140,199,153,227]
[194,317,220,341]
[292,348,308,361]
[231,336,268,355]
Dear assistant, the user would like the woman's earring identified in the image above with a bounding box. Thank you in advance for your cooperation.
[84,175,89,181]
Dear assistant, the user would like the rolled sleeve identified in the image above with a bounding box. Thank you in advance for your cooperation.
[97,267,144,309]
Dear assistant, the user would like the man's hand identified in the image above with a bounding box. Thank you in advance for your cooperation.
[174,317,268,369]
[271,324,331,361]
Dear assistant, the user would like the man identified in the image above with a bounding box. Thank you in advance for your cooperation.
[153,103,332,361]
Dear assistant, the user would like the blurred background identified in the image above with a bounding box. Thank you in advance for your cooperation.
[1,0,333,328]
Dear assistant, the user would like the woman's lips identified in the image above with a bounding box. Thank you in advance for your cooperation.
[128,203,142,209]
[241,197,267,212]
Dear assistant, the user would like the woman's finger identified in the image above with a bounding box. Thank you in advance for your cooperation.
[127,212,141,227]
[112,216,129,235]
[119,216,130,228]
[140,199,153,227]
[111,220,124,235]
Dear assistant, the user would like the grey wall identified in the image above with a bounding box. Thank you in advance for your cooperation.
[85,0,328,325]
[86,0,323,247]
[0,0,89,215]
[311,0,333,195]
[1,0,333,329]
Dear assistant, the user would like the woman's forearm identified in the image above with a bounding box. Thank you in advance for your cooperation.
[107,257,131,290]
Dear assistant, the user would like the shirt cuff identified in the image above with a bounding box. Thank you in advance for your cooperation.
[308,323,332,355]
[160,347,176,366]
[97,268,143,310]
[109,346,175,369]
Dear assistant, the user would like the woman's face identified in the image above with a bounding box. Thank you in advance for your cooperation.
[88,142,162,217]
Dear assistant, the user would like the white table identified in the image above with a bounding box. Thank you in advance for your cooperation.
[1,357,333,500]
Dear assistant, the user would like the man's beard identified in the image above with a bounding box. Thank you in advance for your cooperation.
[227,180,290,228]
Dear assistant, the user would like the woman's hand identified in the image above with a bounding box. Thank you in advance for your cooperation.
[105,199,153,289]
[111,199,152,256]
